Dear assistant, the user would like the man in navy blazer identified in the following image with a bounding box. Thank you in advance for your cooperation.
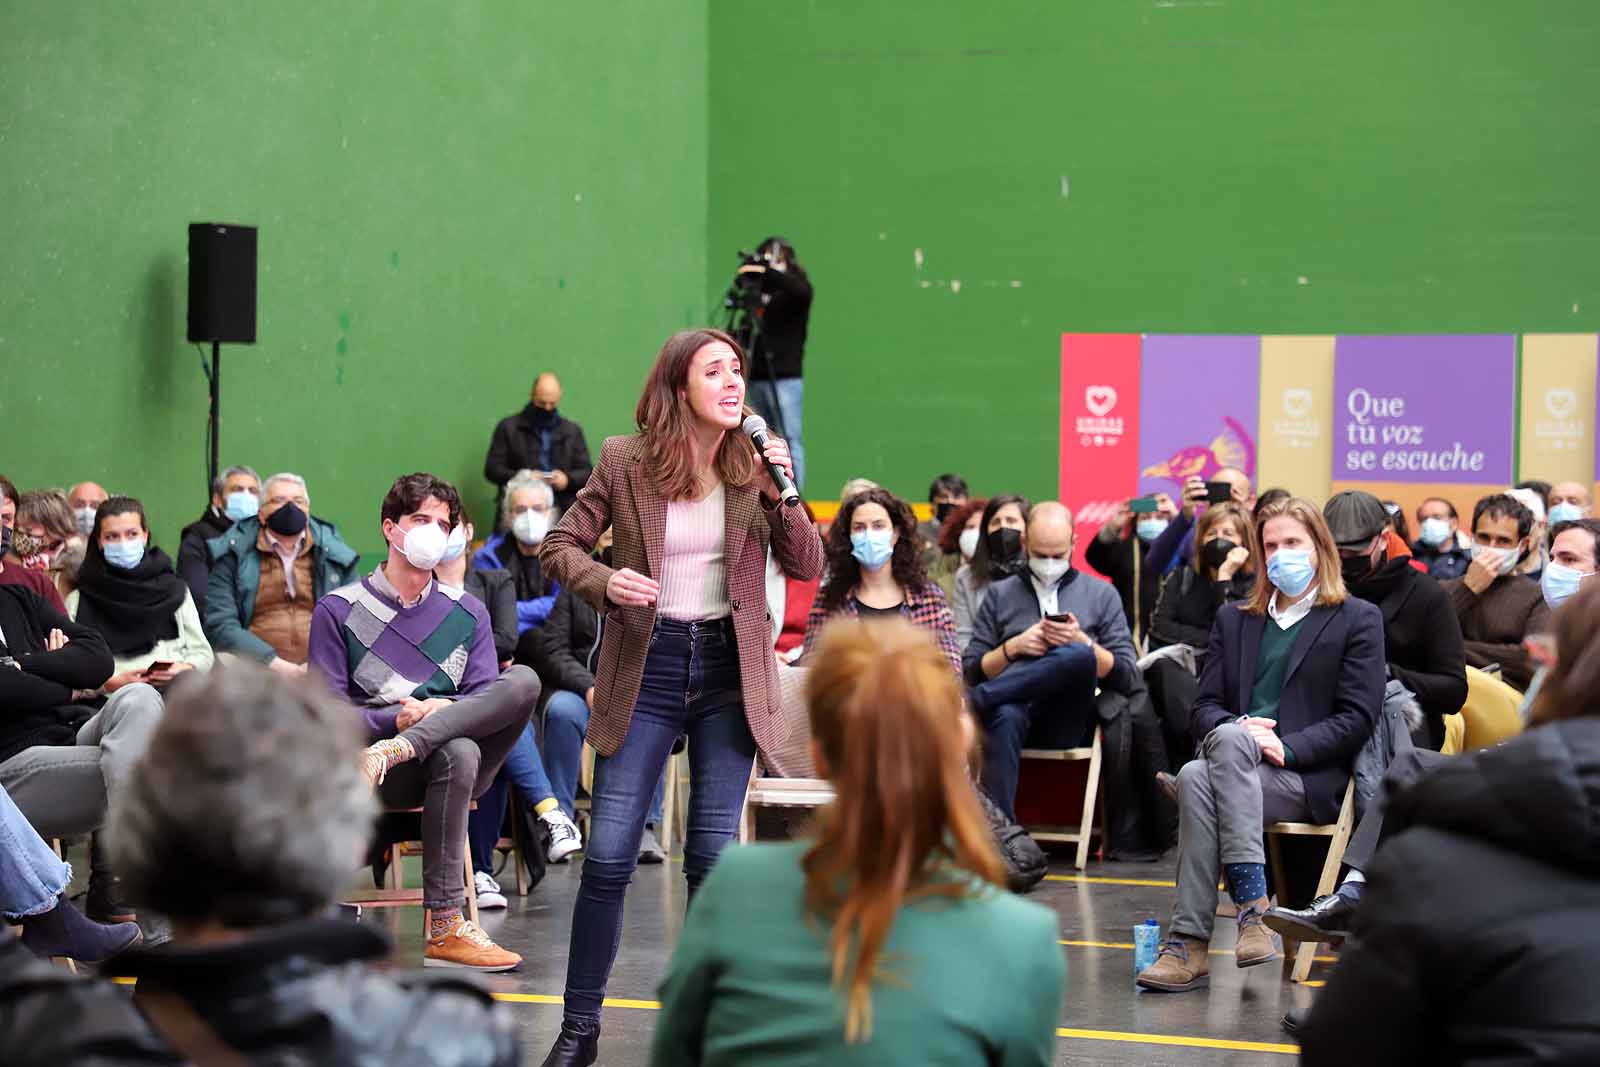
[1139,497,1384,994]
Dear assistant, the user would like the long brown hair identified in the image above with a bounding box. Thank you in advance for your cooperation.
[802,617,1004,1042]
[1243,496,1348,614]
[1528,580,1600,726]
[1192,501,1257,578]
[635,328,763,501]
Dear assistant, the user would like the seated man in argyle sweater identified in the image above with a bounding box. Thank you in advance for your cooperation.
[309,472,538,972]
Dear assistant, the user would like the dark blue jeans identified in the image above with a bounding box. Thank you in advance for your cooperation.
[971,643,1097,820]
[562,617,754,1024]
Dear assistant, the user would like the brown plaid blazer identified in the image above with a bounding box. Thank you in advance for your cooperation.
[539,434,823,757]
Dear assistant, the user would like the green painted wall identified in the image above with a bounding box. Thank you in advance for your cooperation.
[1,1,707,559]
[707,1,1600,505]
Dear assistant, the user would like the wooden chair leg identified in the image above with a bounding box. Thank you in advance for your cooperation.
[1075,729,1104,870]
[463,837,480,926]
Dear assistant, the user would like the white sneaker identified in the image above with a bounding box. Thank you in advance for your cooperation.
[543,809,583,864]
[473,870,508,910]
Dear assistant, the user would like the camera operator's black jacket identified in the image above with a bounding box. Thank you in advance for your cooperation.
[749,267,813,380]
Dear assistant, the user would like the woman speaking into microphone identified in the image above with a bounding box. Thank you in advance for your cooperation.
[537,327,823,1065]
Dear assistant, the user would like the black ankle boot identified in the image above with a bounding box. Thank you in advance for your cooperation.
[540,1019,600,1067]
[85,832,135,923]
[19,893,142,962]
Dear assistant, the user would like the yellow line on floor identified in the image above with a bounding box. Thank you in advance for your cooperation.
[1058,939,1337,963]
[1044,873,1177,887]
[494,992,662,1010]
[111,977,1300,1053]
[1055,1028,1298,1055]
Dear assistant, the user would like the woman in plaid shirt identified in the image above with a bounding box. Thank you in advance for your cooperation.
[800,488,962,674]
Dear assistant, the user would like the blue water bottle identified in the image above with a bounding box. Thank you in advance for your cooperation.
[1133,919,1162,977]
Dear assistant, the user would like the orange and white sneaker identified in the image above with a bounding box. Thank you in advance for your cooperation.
[423,914,522,972]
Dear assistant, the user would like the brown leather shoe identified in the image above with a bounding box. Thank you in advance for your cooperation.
[1235,901,1281,968]
[424,913,522,972]
[1135,934,1210,992]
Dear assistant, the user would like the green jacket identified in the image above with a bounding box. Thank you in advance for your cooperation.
[203,516,359,662]
[651,841,1065,1067]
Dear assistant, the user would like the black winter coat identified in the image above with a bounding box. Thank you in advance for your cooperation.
[0,585,113,762]
[462,566,518,664]
[0,919,519,1066]
[177,507,231,617]
[483,406,593,512]
[1301,718,1600,1065]
[1084,531,1160,643]
[1148,563,1254,654]
[531,584,601,698]
[1346,555,1468,749]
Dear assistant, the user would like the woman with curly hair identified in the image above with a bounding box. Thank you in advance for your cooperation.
[800,487,961,674]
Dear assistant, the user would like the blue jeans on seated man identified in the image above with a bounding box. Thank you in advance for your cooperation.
[746,376,804,489]
[971,642,1098,820]
[468,722,563,875]
[561,617,755,1026]
[544,688,666,828]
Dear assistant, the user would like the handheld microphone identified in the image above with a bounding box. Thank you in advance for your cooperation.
[742,414,801,508]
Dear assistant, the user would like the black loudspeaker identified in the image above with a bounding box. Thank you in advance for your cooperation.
[187,222,257,344]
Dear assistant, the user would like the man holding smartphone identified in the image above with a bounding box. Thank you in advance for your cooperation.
[961,503,1163,854]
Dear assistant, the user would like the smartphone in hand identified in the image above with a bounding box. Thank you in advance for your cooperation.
[1204,480,1234,505]
[145,660,175,675]
[1129,495,1159,514]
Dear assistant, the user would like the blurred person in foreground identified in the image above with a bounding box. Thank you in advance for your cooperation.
[0,660,519,1066]
[1299,579,1600,1064]
[651,617,1064,1066]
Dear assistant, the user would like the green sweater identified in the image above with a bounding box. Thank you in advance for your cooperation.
[1247,615,1304,765]
[651,841,1065,1067]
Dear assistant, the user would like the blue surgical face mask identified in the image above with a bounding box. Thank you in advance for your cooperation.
[1548,502,1585,526]
[103,538,146,570]
[1266,548,1315,598]
[850,529,894,571]
[1417,517,1451,548]
[224,490,259,523]
[441,525,468,564]
[1135,517,1169,543]
[1540,561,1592,610]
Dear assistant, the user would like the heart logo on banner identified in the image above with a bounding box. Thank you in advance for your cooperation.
[1282,388,1313,419]
[1085,386,1118,417]
[1546,388,1577,419]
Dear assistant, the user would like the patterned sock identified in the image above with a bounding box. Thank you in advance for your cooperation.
[1224,862,1267,907]
[428,907,463,941]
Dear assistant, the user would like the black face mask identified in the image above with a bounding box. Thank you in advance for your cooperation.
[986,527,1024,574]
[265,502,308,537]
[1201,537,1238,573]
[934,501,958,523]
[530,405,558,429]
[1340,551,1378,587]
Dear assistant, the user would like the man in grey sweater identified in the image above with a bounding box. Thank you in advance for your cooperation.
[963,502,1138,819]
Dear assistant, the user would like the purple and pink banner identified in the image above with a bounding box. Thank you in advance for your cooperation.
[1136,335,1260,501]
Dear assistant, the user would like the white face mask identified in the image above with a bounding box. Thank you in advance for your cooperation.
[1029,557,1071,586]
[392,521,447,571]
[1471,541,1523,576]
[73,507,98,537]
[958,527,980,560]
[512,509,550,547]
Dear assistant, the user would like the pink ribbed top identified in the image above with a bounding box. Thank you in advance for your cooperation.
[657,483,730,621]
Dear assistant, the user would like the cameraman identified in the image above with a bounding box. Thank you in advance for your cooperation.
[737,237,813,490]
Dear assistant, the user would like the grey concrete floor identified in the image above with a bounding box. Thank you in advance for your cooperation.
[362,845,1322,1064]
